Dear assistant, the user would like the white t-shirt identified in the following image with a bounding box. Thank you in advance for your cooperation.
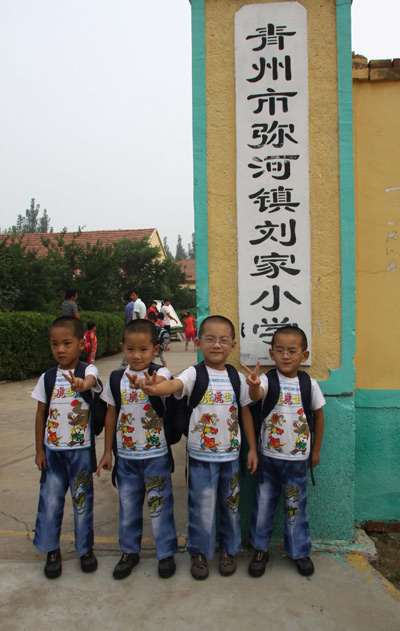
[32,364,101,450]
[160,305,172,326]
[133,297,146,320]
[175,365,251,463]
[259,371,326,461]
[101,367,170,460]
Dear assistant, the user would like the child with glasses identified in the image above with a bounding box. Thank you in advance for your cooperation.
[142,315,258,580]
[242,325,325,578]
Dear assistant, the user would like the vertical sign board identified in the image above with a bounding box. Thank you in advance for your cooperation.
[235,2,311,365]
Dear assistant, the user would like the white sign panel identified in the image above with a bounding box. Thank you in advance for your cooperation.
[235,2,311,365]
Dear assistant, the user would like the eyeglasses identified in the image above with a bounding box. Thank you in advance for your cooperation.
[198,336,233,347]
[273,349,302,357]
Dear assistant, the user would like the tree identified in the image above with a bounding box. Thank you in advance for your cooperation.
[163,236,172,257]
[187,232,195,259]
[3,198,53,234]
[175,234,187,260]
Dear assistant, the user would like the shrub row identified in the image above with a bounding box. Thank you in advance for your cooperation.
[0,311,125,381]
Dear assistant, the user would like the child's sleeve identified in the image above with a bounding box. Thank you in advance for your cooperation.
[31,373,47,403]
[311,379,326,410]
[173,366,196,399]
[238,373,252,407]
[85,364,102,394]
[100,380,115,406]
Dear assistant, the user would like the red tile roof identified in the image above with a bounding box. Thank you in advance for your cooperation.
[177,258,196,281]
[19,229,157,257]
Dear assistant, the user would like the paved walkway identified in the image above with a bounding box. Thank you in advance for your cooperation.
[1,341,400,630]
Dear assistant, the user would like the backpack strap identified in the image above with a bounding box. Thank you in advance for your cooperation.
[189,361,209,408]
[109,369,125,488]
[42,366,58,483]
[297,370,316,486]
[261,369,281,419]
[226,364,248,476]
[147,363,166,419]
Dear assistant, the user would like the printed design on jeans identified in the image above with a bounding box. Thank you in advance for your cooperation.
[47,408,62,446]
[67,400,89,446]
[73,471,91,515]
[141,404,163,450]
[146,475,166,518]
[290,409,310,456]
[226,471,240,514]
[284,484,300,526]
[192,412,221,452]
[226,405,240,452]
[264,413,286,452]
[118,413,138,451]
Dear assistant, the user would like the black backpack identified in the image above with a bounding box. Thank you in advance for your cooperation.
[251,368,316,485]
[42,360,106,480]
[108,362,172,485]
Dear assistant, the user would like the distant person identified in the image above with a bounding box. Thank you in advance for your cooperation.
[32,316,101,578]
[125,291,136,324]
[146,300,158,319]
[131,290,146,320]
[61,289,80,319]
[183,311,197,351]
[148,311,169,367]
[160,299,178,350]
[84,321,98,364]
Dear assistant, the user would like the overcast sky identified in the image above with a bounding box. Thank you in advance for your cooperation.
[1,0,399,253]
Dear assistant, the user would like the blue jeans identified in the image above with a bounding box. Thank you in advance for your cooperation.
[249,455,311,560]
[188,457,241,560]
[116,454,178,560]
[34,447,94,557]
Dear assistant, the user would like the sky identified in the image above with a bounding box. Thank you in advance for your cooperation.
[0,0,399,254]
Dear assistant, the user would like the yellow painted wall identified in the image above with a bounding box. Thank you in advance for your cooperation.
[205,0,341,379]
[353,79,400,390]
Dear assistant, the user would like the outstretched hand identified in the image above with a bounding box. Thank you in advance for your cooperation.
[241,361,261,387]
[62,369,85,393]
[141,371,159,396]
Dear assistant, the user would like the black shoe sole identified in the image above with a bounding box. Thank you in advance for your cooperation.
[44,567,62,579]
[158,565,176,579]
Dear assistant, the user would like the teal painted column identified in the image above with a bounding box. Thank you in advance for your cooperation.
[191,0,209,328]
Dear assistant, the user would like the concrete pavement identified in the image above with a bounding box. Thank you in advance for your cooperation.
[1,341,400,630]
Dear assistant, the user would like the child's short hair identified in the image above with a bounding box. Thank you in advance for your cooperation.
[148,312,157,323]
[271,325,308,351]
[87,320,96,331]
[50,316,84,339]
[198,315,235,340]
[64,288,77,300]
[157,312,164,321]
[122,319,158,346]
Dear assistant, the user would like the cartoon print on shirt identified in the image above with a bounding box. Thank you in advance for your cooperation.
[67,399,89,446]
[284,484,301,526]
[141,404,163,450]
[72,471,91,515]
[226,471,240,514]
[265,412,286,452]
[192,412,221,452]
[226,405,240,452]
[290,409,310,456]
[47,415,62,447]
[118,413,138,451]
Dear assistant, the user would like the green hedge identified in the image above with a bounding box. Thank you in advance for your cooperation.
[0,311,125,381]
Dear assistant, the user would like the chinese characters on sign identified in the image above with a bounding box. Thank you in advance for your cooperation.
[235,2,311,365]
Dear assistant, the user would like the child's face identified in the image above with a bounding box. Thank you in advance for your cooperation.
[196,321,236,370]
[269,332,309,378]
[121,331,158,372]
[50,326,85,370]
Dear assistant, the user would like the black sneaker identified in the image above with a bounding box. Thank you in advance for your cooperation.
[158,555,176,579]
[113,552,139,580]
[44,548,62,579]
[296,556,314,576]
[80,548,98,573]
[248,549,269,578]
